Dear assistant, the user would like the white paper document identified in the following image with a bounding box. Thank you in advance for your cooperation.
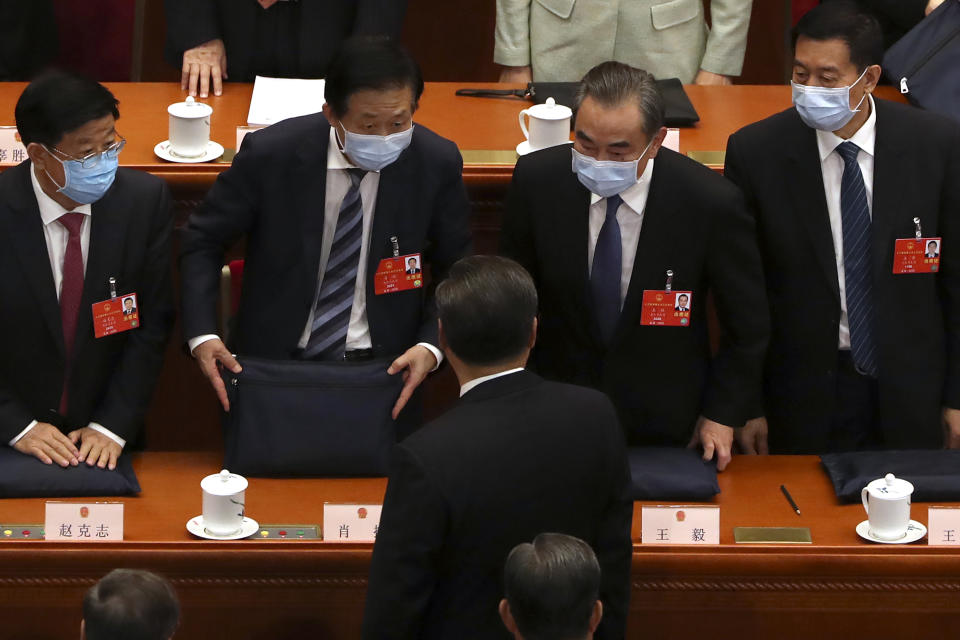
[246,76,326,126]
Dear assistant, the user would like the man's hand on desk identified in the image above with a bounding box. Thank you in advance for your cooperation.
[68,427,122,471]
[499,66,533,85]
[193,338,242,412]
[388,345,438,420]
[688,417,734,471]
[694,70,733,86]
[182,38,228,98]
[735,417,769,455]
[942,407,960,449]
[12,422,79,467]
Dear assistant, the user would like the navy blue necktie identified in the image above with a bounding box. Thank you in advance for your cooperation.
[302,168,366,359]
[591,194,623,345]
[836,141,878,377]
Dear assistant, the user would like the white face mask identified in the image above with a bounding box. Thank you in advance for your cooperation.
[337,124,414,172]
[791,67,869,131]
[570,135,655,197]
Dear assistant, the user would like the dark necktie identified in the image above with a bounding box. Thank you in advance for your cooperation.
[590,194,623,345]
[57,212,85,413]
[836,141,878,377]
[302,168,366,359]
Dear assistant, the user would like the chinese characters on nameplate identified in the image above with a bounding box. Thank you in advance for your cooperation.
[44,502,124,541]
[0,127,27,166]
[641,505,720,545]
[927,507,960,546]
[322,503,382,543]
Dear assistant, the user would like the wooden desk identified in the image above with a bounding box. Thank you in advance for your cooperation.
[0,82,907,188]
[1,453,957,639]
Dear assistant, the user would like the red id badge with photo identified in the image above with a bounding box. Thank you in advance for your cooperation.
[640,290,693,326]
[374,253,424,295]
[92,293,139,338]
[893,237,942,274]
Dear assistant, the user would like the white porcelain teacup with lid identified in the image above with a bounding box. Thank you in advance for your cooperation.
[861,473,913,541]
[518,97,572,152]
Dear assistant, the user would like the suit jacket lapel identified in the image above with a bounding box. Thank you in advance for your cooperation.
[75,192,128,352]
[296,117,331,313]
[870,99,908,277]
[612,156,676,345]
[369,143,416,279]
[787,118,841,300]
[3,163,65,354]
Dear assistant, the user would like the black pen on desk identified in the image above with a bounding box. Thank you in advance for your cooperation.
[780,484,801,516]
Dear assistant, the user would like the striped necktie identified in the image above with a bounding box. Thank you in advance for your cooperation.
[836,141,878,377]
[302,168,366,359]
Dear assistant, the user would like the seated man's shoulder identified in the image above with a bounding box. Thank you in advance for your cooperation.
[730,106,800,149]
[409,123,461,164]
[877,98,960,142]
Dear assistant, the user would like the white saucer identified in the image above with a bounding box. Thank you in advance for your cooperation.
[516,140,573,156]
[856,519,927,544]
[186,515,259,540]
[154,140,225,163]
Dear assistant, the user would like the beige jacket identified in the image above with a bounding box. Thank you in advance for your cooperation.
[494,0,752,83]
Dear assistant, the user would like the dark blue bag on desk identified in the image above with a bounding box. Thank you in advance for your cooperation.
[883,0,960,123]
[627,447,720,501]
[222,356,403,477]
[821,450,960,503]
[0,447,140,498]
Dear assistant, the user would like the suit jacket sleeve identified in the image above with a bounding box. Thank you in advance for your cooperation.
[353,0,408,39]
[700,174,769,427]
[722,132,767,420]
[499,158,540,285]
[91,181,175,442]
[939,123,960,408]
[163,0,221,67]
[179,133,262,342]
[0,391,36,444]
[594,398,633,640]
[361,444,448,640]
[493,0,532,67]
[699,0,752,77]
[417,145,472,346]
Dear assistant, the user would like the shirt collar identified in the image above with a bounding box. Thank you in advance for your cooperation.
[29,161,92,225]
[589,157,655,214]
[816,94,877,162]
[327,125,357,170]
[459,368,526,397]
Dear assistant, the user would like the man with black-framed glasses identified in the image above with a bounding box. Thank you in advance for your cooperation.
[0,71,174,474]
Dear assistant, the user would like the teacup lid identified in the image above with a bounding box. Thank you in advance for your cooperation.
[865,473,914,500]
[168,95,213,119]
[526,97,573,120]
[201,469,248,495]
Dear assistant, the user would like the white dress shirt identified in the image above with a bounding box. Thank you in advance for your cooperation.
[586,158,655,305]
[815,95,877,350]
[189,128,442,367]
[459,368,526,397]
[9,166,126,448]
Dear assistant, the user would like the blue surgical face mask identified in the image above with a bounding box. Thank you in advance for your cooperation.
[338,125,414,172]
[571,136,655,198]
[791,68,869,132]
[43,149,119,204]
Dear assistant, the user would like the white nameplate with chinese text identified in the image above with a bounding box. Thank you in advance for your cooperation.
[641,505,720,545]
[928,507,960,546]
[0,127,27,165]
[44,502,124,541]
[663,128,680,153]
[322,503,381,543]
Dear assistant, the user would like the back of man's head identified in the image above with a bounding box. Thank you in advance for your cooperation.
[82,569,180,640]
[501,533,602,640]
[436,255,538,367]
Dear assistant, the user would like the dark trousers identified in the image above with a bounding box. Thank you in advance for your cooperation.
[828,350,882,452]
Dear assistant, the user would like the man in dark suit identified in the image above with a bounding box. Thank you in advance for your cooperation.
[0,72,174,470]
[405,256,421,275]
[926,241,940,259]
[674,293,690,312]
[501,62,769,467]
[180,38,471,425]
[724,1,960,453]
[163,0,407,97]
[363,256,632,639]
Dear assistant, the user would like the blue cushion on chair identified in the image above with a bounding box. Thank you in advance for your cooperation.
[0,447,140,498]
[627,447,720,501]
